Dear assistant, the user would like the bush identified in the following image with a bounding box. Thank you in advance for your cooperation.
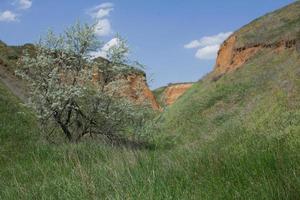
[17,22,154,144]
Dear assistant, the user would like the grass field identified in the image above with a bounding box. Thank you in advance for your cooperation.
[1,2,300,199]
[1,47,300,199]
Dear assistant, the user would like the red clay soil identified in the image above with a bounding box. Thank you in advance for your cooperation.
[163,83,193,106]
[92,70,160,110]
[214,35,298,75]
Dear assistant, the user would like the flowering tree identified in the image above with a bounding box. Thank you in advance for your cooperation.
[17,22,153,143]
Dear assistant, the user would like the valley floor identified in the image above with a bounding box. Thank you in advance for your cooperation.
[1,49,300,199]
[1,1,300,199]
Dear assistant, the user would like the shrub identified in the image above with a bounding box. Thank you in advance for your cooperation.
[17,22,154,144]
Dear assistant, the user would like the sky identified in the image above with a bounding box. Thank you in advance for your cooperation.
[0,0,295,89]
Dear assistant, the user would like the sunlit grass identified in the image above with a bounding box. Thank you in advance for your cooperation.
[1,47,300,199]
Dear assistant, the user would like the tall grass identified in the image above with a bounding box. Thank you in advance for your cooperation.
[1,46,300,199]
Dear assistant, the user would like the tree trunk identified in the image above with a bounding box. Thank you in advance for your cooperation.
[60,122,73,142]
[54,112,73,142]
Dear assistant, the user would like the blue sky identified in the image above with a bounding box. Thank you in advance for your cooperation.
[0,0,295,89]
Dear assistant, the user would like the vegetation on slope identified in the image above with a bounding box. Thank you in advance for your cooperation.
[1,48,300,199]
[153,85,167,106]
[0,41,35,72]
[153,82,194,107]
[0,39,144,78]
[159,47,300,198]
[1,2,300,200]
[235,1,300,47]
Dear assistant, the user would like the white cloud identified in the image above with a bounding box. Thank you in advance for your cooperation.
[195,45,220,60]
[88,2,114,19]
[90,37,121,58]
[88,2,114,37]
[0,10,18,22]
[18,0,32,10]
[184,32,233,49]
[94,19,112,37]
[184,32,233,60]
[184,40,202,49]
[0,0,32,22]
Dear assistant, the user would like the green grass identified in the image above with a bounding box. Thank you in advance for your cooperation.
[234,1,300,47]
[152,85,167,107]
[1,48,300,199]
[160,48,300,199]
[1,2,300,199]
[0,41,35,72]
[152,82,195,108]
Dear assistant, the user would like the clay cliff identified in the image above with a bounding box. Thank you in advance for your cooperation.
[0,42,160,110]
[90,57,160,110]
[124,73,160,110]
[92,67,160,110]
[214,35,298,76]
[214,1,300,77]
[162,83,193,106]
[153,83,193,107]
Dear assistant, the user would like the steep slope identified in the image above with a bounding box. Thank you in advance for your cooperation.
[122,73,160,109]
[153,83,193,107]
[0,41,35,73]
[214,2,300,75]
[158,2,300,198]
[0,42,160,109]
[1,50,300,199]
[162,1,300,150]
[92,62,160,109]
[0,42,33,102]
[1,2,300,199]
[163,48,300,143]
[0,65,28,102]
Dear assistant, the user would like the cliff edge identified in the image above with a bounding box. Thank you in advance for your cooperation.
[214,1,300,76]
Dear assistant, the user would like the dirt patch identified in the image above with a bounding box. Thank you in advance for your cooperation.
[214,35,298,76]
[162,83,193,106]
[0,65,28,103]
[93,71,161,110]
[122,73,160,110]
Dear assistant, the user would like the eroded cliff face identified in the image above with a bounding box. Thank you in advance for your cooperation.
[214,35,259,74]
[162,83,193,106]
[92,70,160,110]
[120,73,160,110]
[214,35,298,76]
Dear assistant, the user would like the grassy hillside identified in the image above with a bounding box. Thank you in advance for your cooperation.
[1,49,299,200]
[159,36,300,199]
[235,1,300,47]
[161,48,300,141]
[0,41,35,73]
[157,1,300,198]
[153,82,194,107]
[153,85,167,106]
[1,2,300,199]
